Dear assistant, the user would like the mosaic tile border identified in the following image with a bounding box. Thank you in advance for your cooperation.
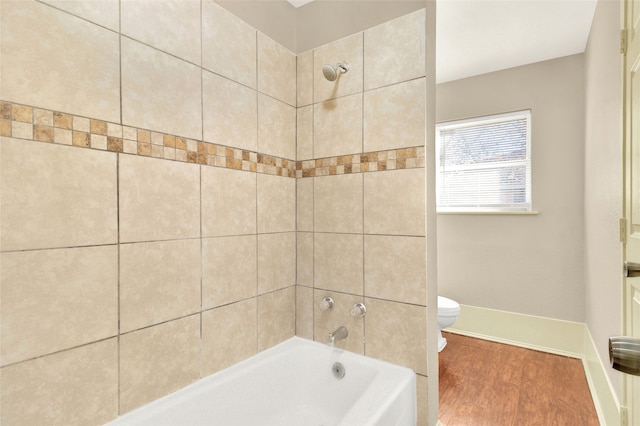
[296,147,425,178]
[0,101,425,178]
[0,101,296,177]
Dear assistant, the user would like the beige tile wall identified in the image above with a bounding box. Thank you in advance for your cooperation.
[121,37,203,140]
[1,245,118,366]
[202,235,257,309]
[119,315,201,413]
[294,9,430,426]
[258,93,296,159]
[258,232,297,294]
[203,71,258,151]
[0,1,120,123]
[202,0,256,89]
[119,239,202,333]
[0,137,118,251]
[257,32,297,107]
[1,2,429,425]
[364,8,426,90]
[1,339,119,426]
[313,33,364,103]
[121,0,202,65]
[202,298,258,375]
[314,93,363,158]
[0,1,297,424]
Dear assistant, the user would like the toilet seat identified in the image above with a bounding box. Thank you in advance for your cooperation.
[437,296,460,316]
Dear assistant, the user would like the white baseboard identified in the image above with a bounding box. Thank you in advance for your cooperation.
[446,304,620,426]
[582,326,621,426]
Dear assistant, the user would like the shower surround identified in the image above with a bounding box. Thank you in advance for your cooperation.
[0,1,431,425]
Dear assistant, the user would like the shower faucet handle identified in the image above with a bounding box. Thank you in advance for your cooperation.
[319,296,334,311]
[350,302,366,317]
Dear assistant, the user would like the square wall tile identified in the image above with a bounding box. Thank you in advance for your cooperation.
[296,285,314,340]
[364,168,425,236]
[297,232,313,286]
[314,33,363,103]
[1,246,118,366]
[364,235,426,305]
[314,174,363,234]
[0,137,117,251]
[297,50,313,107]
[258,94,296,160]
[120,315,201,414]
[314,233,363,295]
[201,166,257,237]
[313,290,364,355]
[364,9,426,90]
[202,235,257,310]
[258,33,296,106]
[0,339,118,426]
[40,0,119,31]
[122,37,202,140]
[202,0,257,88]
[120,239,201,333]
[364,78,426,152]
[297,177,314,231]
[1,1,120,122]
[258,232,296,294]
[314,93,362,159]
[121,0,201,65]
[297,105,313,161]
[365,298,427,375]
[203,70,257,152]
[119,154,200,243]
[257,174,296,233]
[202,299,258,376]
[258,287,295,351]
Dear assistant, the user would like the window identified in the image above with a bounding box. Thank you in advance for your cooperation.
[435,110,532,213]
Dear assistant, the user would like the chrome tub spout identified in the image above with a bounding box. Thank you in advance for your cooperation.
[328,326,348,347]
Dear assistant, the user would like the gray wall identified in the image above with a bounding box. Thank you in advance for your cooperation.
[436,54,586,322]
[584,0,622,395]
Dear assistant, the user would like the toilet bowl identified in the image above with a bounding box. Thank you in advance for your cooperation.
[437,296,460,352]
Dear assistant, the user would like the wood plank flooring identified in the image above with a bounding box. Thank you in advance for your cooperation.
[438,332,600,426]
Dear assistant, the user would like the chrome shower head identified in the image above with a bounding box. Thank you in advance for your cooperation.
[322,62,350,81]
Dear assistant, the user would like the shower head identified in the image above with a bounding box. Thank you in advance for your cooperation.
[322,62,350,81]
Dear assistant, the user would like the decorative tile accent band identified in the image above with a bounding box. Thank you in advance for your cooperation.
[0,101,425,178]
[296,147,426,178]
[0,101,296,178]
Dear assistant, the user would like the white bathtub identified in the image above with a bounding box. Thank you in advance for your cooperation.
[108,337,416,426]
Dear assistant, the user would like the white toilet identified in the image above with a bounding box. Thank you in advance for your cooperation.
[437,296,460,352]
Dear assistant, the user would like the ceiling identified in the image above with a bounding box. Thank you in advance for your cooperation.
[288,0,598,84]
[437,0,598,83]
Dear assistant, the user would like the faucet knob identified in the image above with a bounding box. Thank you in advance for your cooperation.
[350,302,366,317]
[319,296,334,311]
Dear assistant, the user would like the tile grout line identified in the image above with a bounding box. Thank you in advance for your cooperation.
[117,0,122,415]
[361,33,367,356]
[294,51,299,338]
[255,29,260,354]
[311,49,316,343]
[116,153,122,417]
[199,0,205,382]
[199,165,204,380]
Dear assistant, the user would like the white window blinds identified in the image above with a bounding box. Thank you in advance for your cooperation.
[436,110,532,212]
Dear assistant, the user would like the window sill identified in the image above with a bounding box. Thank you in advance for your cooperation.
[437,210,540,216]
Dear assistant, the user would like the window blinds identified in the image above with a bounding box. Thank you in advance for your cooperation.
[436,111,531,212]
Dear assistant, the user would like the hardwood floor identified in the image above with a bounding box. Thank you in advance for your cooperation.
[438,332,600,426]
